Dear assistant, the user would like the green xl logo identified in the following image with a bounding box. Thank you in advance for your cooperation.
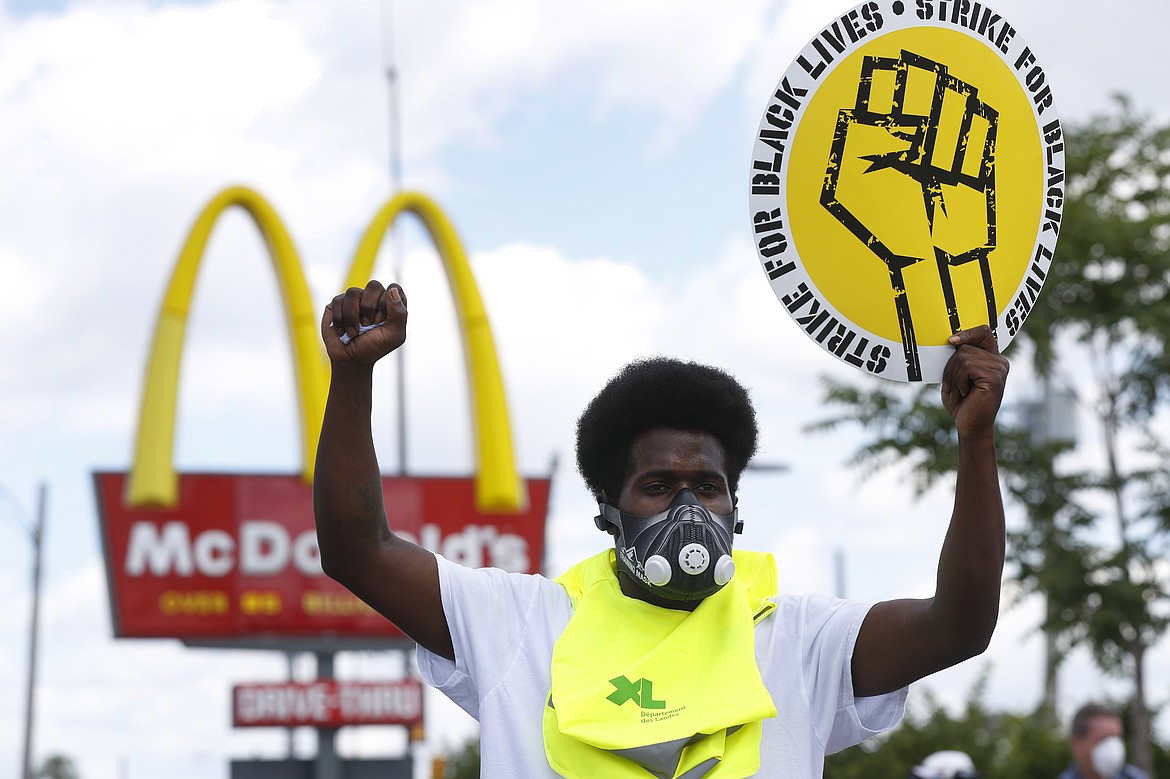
[607,675,666,710]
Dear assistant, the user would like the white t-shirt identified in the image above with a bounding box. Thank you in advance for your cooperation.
[417,554,907,778]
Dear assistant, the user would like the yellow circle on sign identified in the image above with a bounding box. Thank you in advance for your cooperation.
[788,26,1043,346]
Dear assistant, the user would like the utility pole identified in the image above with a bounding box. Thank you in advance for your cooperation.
[19,483,47,779]
[380,0,409,476]
[1020,380,1077,727]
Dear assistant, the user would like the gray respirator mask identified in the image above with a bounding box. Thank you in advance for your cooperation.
[594,488,742,605]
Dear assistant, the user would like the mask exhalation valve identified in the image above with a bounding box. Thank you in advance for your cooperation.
[714,555,735,586]
[678,543,710,574]
[644,555,672,586]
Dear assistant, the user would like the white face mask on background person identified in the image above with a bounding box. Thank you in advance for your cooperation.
[1090,735,1126,778]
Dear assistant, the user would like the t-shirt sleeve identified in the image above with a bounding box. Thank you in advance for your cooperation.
[415,553,568,720]
[799,593,908,754]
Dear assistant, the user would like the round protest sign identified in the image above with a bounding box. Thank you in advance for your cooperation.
[749,1,1063,382]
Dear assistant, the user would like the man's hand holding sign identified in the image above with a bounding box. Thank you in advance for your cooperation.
[852,322,1008,697]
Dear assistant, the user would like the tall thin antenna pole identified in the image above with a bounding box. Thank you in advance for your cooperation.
[383,4,404,199]
[380,0,409,475]
[19,483,46,779]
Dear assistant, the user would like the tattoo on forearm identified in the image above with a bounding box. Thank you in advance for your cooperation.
[357,479,382,519]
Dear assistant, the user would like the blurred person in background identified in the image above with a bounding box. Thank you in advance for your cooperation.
[1058,703,1148,779]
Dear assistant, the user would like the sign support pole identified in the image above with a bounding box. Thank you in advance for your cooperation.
[315,651,340,779]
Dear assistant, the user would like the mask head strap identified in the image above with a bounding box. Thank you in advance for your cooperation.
[594,499,741,534]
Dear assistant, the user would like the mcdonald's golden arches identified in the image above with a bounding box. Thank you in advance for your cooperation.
[128,185,526,514]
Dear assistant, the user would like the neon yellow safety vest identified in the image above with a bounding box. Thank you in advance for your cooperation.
[543,549,779,779]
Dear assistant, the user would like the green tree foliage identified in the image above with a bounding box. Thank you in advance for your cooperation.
[440,734,481,779]
[826,686,1170,779]
[807,378,1091,725]
[1028,96,1170,385]
[1021,95,1170,771]
[825,676,1070,779]
[809,96,1170,773]
[35,755,80,779]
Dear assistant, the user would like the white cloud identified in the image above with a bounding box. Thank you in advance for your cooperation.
[740,0,1170,128]
[391,0,778,158]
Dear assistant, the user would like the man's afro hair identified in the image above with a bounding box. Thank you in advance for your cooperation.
[575,357,759,500]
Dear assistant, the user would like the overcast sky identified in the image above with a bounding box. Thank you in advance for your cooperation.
[1,0,1169,777]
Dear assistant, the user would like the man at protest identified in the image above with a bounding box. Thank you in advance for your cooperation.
[314,280,1010,778]
[1057,703,1149,779]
